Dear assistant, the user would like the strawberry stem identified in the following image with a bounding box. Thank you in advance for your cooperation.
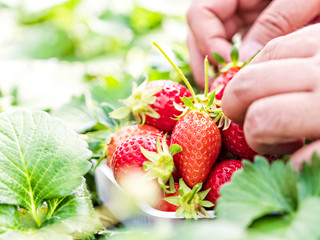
[153,41,197,100]
[204,56,209,98]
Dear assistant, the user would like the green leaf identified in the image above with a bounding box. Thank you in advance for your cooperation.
[212,52,226,65]
[0,205,22,234]
[231,45,239,65]
[109,107,132,120]
[250,197,320,240]
[298,153,320,201]
[169,144,182,156]
[0,110,92,224]
[0,184,102,240]
[216,157,298,227]
[181,97,194,108]
[283,197,320,240]
[51,95,98,133]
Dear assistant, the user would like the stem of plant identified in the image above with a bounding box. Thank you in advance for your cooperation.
[204,56,209,98]
[152,41,197,100]
[31,205,42,227]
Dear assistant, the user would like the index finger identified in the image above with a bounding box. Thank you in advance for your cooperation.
[187,0,238,61]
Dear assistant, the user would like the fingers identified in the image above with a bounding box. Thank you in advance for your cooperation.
[250,25,320,64]
[222,58,319,124]
[243,92,320,154]
[240,0,320,58]
[187,0,237,61]
[290,140,320,170]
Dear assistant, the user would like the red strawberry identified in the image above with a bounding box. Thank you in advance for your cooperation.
[112,135,182,189]
[163,178,214,219]
[145,80,192,132]
[209,67,241,100]
[209,46,244,100]
[221,122,280,162]
[109,79,191,133]
[106,124,163,168]
[171,110,221,187]
[155,182,180,212]
[222,122,257,161]
[203,159,242,205]
[153,42,222,188]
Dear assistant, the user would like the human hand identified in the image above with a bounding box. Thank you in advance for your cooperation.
[221,24,320,169]
[187,0,320,88]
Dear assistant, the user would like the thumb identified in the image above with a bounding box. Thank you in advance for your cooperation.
[239,0,320,61]
[290,140,320,171]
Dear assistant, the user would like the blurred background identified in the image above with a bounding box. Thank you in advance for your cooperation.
[0,0,192,114]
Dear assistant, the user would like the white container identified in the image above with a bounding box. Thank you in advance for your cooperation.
[95,164,215,227]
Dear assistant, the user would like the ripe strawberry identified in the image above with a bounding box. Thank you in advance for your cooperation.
[222,122,257,161]
[106,124,163,168]
[112,135,182,189]
[164,178,214,219]
[109,79,191,133]
[203,159,242,205]
[209,67,241,100]
[153,42,222,188]
[145,80,192,132]
[209,46,244,100]
[155,182,180,212]
[171,111,221,187]
[221,122,280,162]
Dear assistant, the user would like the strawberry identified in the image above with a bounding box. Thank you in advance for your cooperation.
[155,182,180,212]
[171,111,221,187]
[153,42,222,188]
[106,124,163,168]
[222,122,257,161]
[209,48,260,161]
[164,178,214,219]
[145,80,192,132]
[109,79,191,133]
[209,46,244,100]
[203,159,242,205]
[209,67,241,100]
[112,135,182,189]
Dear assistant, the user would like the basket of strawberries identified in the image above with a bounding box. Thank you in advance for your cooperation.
[95,42,276,225]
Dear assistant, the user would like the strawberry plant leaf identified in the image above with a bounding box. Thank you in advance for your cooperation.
[298,153,320,201]
[282,197,320,240]
[181,96,194,108]
[231,45,239,65]
[216,156,298,227]
[249,197,320,240]
[216,154,320,240]
[0,110,92,226]
[212,52,226,65]
[51,95,98,133]
[0,184,102,240]
[0,205,21,234]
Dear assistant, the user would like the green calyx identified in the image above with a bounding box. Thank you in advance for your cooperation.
[212,45,245,73]
[164,179,214,220]
[153,42,224,120]
[208,95,232,130]
[109,79,161,125]
[141,136,182,192]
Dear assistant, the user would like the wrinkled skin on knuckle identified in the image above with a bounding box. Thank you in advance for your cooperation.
[259,36,283,59]
[255,9,295,42]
